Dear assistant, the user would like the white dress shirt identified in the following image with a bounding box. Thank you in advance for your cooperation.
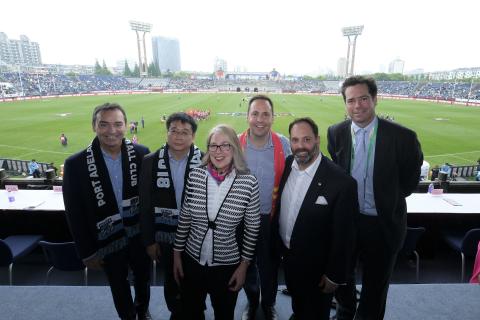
[199,169,235,266]
[279,154,322,249]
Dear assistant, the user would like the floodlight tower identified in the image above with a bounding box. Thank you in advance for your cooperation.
[342,25,364,77]
[130,21,152,77]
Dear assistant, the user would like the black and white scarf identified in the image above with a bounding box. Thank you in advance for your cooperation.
[152,143,202,244]
[85,137,140,257]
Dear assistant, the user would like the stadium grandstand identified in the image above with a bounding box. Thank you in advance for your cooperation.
[1,71,480,101]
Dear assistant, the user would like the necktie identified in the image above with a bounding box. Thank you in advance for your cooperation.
[352,128,367,211]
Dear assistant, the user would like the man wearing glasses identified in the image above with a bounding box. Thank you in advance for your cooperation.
[239,95,291,320]
[140,112,203,320]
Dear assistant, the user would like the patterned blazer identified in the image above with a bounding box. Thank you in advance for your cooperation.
[173,167,260,265]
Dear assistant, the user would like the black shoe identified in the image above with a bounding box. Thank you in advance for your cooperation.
[137,310,152,320]
[262,306,278,320]
[241,304,257,320]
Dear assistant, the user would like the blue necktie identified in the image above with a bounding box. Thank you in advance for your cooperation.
[352,128,367,211]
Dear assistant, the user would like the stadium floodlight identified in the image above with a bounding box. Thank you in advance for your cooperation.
[342,25,364,37]
[129,21,152,33]
[342,25,364,77]
[130,21,152,77]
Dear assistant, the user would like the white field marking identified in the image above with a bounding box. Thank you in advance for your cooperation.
[0,144,72,155]
[425,150,480,158]
[17,151,41,158]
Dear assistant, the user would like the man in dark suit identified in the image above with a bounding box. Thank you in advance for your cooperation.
[140,112,203,320]
[63,103,151,320]
[273,117,357,320]
[327,76,423,320]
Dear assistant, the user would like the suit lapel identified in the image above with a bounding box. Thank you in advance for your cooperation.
[373,118,387,189]
[340,122,353,174]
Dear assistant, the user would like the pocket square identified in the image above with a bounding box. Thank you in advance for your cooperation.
[315,196,328,205]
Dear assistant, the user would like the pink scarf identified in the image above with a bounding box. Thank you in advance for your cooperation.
[207,163,232,184]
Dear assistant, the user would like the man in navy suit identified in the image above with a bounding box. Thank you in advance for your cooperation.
[273,117,357,320]
[327,76,423,320]
[63,103,151,320]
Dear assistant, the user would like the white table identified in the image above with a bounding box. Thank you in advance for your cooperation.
[406,193,480,215]
[0,189,65,211]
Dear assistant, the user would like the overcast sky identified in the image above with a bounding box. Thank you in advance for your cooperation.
[1,0,478,75]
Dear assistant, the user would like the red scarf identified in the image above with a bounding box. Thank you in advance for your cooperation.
[239,130,285,218]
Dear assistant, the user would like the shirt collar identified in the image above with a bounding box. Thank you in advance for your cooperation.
[168,150,189,162]
[292,152,322,177]
[351,116,378,135]
[246,131,274,149]
[101,148,121,161]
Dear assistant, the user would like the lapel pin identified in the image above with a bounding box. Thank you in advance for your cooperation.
[318,182,322,186]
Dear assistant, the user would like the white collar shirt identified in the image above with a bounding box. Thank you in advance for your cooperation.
[279,154,322,249]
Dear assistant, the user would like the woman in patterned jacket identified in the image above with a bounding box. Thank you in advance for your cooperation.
[173,124,260,320]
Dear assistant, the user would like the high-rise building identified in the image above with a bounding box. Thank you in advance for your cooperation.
[389,58,405,74]
[337,57,347,77]
[0,32,42,66]
[151,36,181,73]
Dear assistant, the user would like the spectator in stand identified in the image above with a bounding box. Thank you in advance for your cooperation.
[420,160,430,181]
[440,163,452,178]
[476,159,480,181]
[48,162,58,176]
[28,159,41,178]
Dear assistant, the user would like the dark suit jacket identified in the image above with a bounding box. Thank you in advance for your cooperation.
[272,154,358,285]
[327,118,423,252]
[63,143,150,259]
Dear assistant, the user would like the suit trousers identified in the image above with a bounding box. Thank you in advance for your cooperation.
[335,215,398,320]
[159,242,181,316]
[283,251,333,320]
[180,253,239,320]
[103,235,151,319]
[244,214,280,308]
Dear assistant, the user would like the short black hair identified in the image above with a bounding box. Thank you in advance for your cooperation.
[288,117,319,137]
[341,76,378,102]
[92,102,127,127]
[248,95,274,115]
[166,112,198,134]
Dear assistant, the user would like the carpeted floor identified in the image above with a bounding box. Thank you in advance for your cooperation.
[1,284,479,320]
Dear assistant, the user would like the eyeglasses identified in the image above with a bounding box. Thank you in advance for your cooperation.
[208,143,232,152]
[168,129,192,137]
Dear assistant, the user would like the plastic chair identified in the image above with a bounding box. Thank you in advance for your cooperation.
[442,228,480,282]
[0,235,43,285]
[399,227,426,283]
[39,241,88,286]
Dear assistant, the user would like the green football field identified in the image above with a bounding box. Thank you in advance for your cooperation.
[0,93,479,170]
